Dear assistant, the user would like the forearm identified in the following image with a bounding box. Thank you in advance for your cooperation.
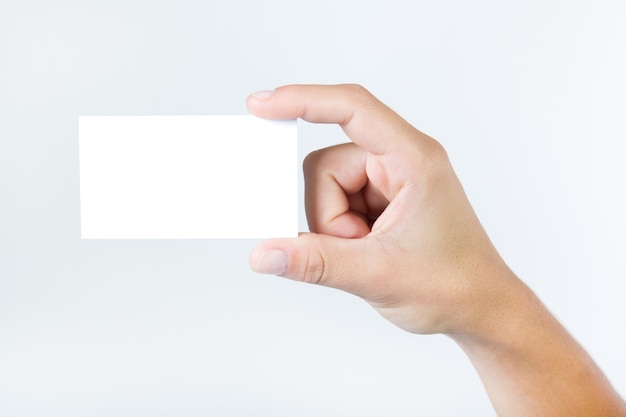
[450,272,626,417]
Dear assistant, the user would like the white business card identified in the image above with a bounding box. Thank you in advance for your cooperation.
[79,115,297,239]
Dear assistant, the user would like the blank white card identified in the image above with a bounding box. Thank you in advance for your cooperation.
[79,116,297,239]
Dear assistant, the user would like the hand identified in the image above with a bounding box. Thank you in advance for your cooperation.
[246,84,519,336]
[246,84,626,417]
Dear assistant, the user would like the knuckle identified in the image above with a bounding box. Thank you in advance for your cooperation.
[341,84,375,107]
[425,139,450,167]
[341,83,371,98]
[302,150,322,179]
[303,143,359,180]
[301,246,327,285]
[410,136,452,180]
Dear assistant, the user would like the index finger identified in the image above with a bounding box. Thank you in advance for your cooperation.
[246,84,426,156]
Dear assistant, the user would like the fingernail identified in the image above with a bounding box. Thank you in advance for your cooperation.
[253,249,288,275]
[250,90,275,100]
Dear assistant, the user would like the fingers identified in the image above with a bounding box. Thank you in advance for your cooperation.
[246,84,423,156]
[249,233,384,297]
[303,143,371,238]
[247,84,448,202]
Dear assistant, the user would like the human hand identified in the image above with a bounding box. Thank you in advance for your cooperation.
[247,84,520,337]
[246,85,626,417]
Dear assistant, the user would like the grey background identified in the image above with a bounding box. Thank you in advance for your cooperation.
[1,1,625,416]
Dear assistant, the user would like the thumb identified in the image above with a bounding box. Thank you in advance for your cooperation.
[249,233,382,295]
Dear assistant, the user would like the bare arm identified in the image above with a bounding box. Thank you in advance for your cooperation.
[247,84,626,417]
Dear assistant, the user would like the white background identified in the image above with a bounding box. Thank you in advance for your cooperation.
[1,1,625,416]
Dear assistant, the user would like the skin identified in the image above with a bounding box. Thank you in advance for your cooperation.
[246,84,626,417]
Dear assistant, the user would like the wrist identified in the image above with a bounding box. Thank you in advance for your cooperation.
[446,268,537,346]
[447,272,626,417]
